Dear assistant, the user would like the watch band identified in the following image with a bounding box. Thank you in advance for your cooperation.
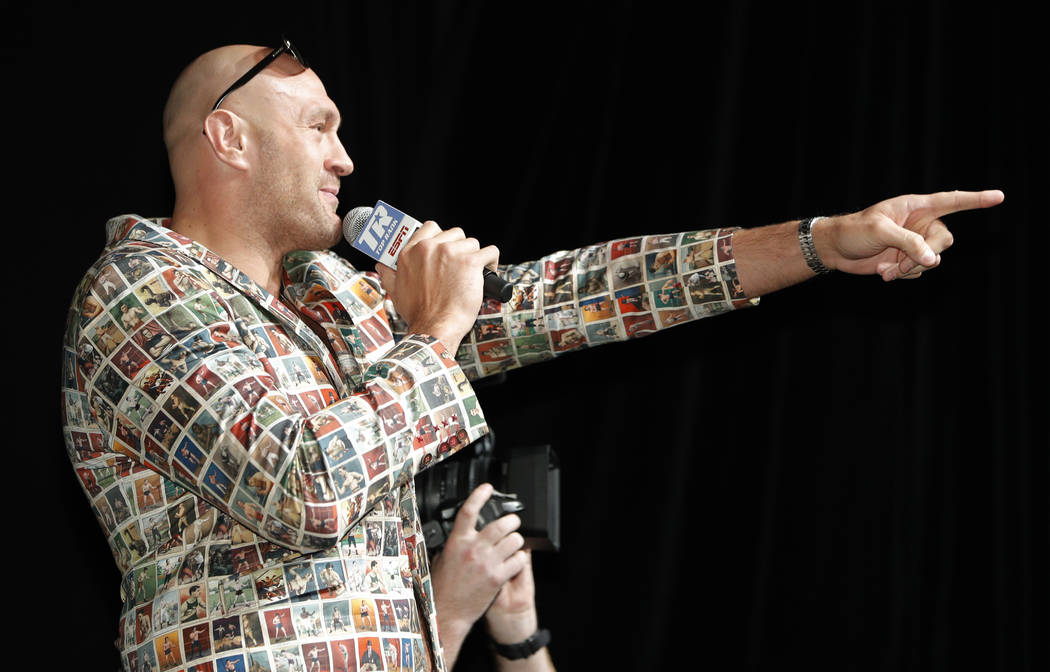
[491,627,551,660]
[798,217,832,275]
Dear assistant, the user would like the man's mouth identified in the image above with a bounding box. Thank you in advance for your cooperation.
[320,186,340,207]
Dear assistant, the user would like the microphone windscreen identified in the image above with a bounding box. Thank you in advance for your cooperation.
[342,206,374,243]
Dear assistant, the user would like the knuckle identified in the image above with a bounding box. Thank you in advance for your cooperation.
[454,512,478,531]
[869,217,891,234]
[459,500,480,517]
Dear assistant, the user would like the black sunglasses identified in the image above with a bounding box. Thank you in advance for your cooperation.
[202,37,309,134]
[211,37,309,111]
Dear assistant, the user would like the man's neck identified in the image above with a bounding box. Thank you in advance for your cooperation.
[170,207,286,296]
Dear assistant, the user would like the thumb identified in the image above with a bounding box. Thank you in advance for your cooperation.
[876,216,937,269]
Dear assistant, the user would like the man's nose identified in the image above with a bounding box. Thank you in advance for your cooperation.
[329,139,354,176]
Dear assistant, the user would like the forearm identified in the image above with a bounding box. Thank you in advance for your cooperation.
[731,218,827,298]
[92,255,489,554]
[733,189,1003,290]
[439,617,557,672]
[436,618,474,672]
[487,611,555,672]
[406,319,465,356]
[493,648,556,672]
[254,333,488,550]
[455,227,754,380]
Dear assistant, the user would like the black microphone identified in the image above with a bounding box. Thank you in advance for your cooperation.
[343,204,514,303]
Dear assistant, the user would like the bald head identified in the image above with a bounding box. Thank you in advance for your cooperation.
[163,45,280,167]
[161,43,353,292]
[162,43,336,210]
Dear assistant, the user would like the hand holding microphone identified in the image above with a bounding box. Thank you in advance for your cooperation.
[343,202,509,353]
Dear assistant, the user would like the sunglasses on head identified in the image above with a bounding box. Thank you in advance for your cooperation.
[211,37,309,111]
[202,37,309,135]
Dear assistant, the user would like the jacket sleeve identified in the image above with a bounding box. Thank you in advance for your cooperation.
[63,245,488,559]
[454,227,758,379]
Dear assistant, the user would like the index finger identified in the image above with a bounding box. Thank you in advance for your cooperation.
[921,189,1004,219]
[401,220,443,251]
[451,483,495,535]
[474,244,501,272]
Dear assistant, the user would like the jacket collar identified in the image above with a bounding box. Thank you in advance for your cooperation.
[103,215,382,394]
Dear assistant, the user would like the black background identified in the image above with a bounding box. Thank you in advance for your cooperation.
[10,1,1045,670]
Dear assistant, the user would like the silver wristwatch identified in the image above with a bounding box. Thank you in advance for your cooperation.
[798,217,832,275]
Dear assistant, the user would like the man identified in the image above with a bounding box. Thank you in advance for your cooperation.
[360,639,383,670]
[60,39,1001,672]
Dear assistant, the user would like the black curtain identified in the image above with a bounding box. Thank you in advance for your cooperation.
[20,2,1044,670]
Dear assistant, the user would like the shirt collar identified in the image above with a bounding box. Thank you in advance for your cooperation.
[103,214,364,392]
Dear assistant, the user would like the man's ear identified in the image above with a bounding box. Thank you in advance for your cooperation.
[202,110,250,171]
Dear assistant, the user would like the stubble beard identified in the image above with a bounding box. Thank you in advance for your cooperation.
[254,134,342,255]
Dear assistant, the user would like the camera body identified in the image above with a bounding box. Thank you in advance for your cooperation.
[415,430,560,552]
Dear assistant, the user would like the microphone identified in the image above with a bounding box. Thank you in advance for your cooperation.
[342,201,514,303]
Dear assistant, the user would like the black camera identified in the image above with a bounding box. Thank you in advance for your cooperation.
[415,430,560,552]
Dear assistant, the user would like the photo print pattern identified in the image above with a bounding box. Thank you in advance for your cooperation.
[61,215,752,672]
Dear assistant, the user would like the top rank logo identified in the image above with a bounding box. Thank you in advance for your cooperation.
[351,201,422,269]
[354,202,400,258]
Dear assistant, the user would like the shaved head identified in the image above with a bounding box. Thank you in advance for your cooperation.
[163,45,273,175]
[160,43,353,295]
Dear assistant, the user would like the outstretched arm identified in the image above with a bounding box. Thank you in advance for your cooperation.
[733,189,1005,297]
[381,189,1003,383]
